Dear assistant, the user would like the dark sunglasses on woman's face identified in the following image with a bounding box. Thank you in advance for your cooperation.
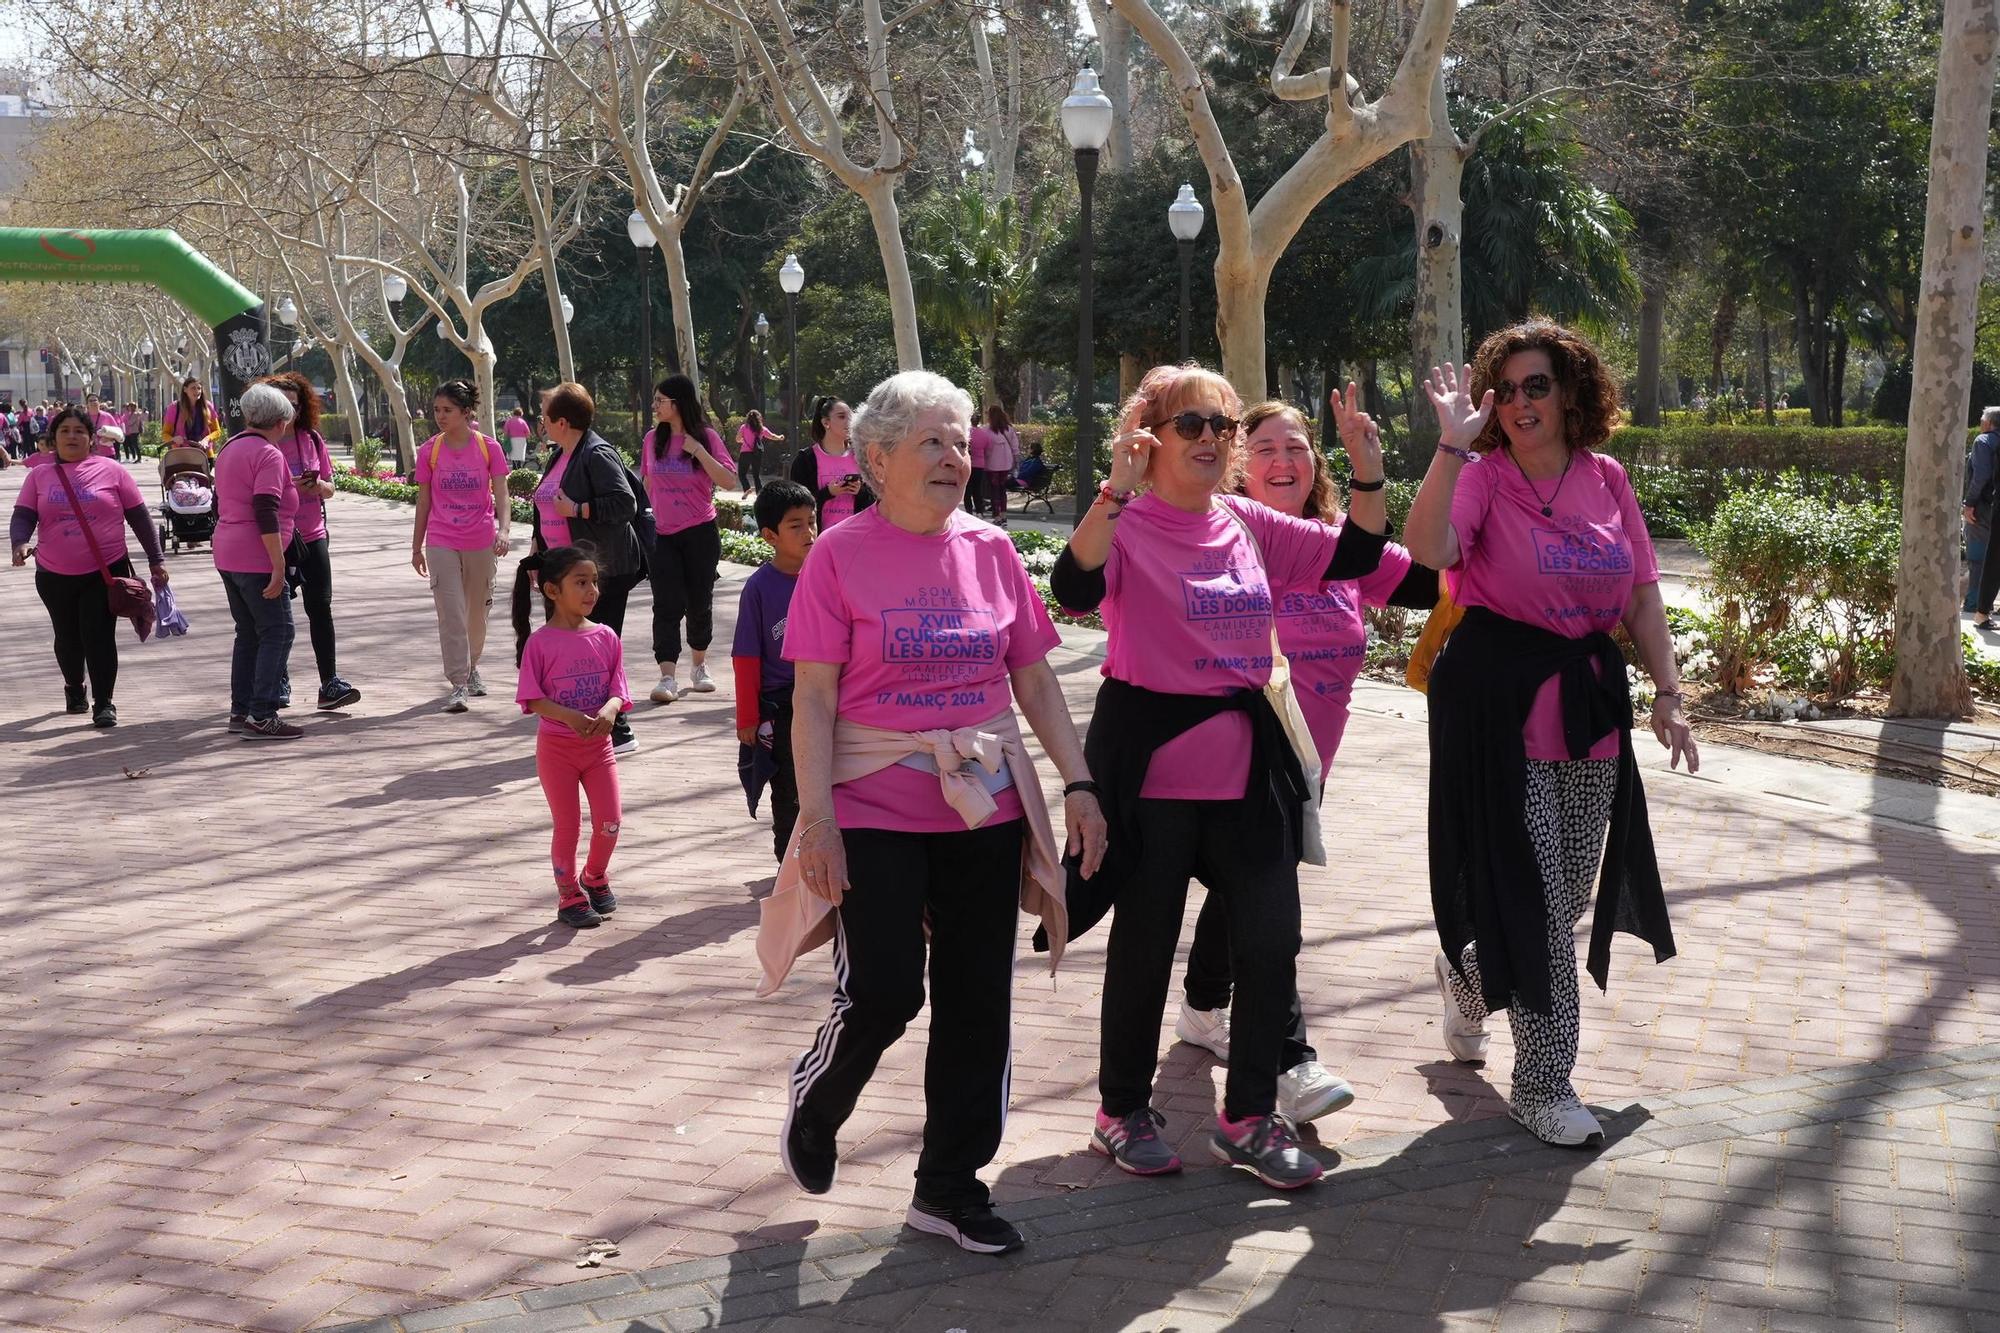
[1492,373,1554,405]
[1152,411,1240,441]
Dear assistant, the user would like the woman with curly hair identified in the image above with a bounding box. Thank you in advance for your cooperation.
[1404,321,1697,1149]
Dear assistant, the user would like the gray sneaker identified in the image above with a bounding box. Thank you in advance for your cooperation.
[441,688,470,714]
[466,669,488,697]
[1211,1113,1323,1190]
[240,715,304,741]
[1090,1107,1182,1176]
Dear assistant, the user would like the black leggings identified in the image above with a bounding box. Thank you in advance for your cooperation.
[1184,890,1316,1069]
[1100,796,1300,1121]
[1978,525,2000,615]
[737,449,760,491]
[291,536,338,684]
[787,819,1023,1208]
[36,559,131,703]
[649,522,721,665]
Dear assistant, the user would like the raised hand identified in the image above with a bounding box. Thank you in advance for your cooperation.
[1423,362,1494,450]
[1105,428,1153,493]
[1330,382,1384,482]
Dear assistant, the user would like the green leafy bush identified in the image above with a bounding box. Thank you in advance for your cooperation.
[506,468,540,498]
[1692,479,1901,701]
[352,438,383,479]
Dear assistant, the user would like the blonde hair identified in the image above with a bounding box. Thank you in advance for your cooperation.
[1120,363,1245,492]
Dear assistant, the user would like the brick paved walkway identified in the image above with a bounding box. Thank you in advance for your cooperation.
[1,462,1996,1330]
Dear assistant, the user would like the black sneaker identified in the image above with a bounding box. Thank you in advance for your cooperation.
[556,901,603,929]
[610,721,638,756]
[91,701,117,729]
[317,679,361,710]
[780,1100,837,1195]
[64,686,87,715]
[584,882,617,916]
[240,715,304,741]
[905,1199,1024,1255]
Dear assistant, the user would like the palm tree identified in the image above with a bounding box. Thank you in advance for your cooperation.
[909,184,1051,406]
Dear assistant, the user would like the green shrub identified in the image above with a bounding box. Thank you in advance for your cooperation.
[352,438,383,478]
[506,468,541,499]
[1692,479,1900,701]
[1604,424,1906,481]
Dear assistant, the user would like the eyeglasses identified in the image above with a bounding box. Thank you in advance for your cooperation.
[1150,411,1240,441]
[1492,373,1553,405]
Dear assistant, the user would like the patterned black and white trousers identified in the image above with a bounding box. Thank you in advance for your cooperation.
[1444,758,1618,1129]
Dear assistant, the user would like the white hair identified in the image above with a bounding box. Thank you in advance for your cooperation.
[850,370,974,491]
[1983,406,2000,430]
[239,382,296,430]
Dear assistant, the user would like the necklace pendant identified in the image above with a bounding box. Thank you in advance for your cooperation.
[1540,505,1553,517]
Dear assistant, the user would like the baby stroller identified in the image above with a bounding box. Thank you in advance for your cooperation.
[158,445,217,553]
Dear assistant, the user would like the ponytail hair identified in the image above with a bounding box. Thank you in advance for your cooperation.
[511,542,599,665]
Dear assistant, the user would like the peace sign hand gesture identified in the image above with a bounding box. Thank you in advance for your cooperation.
[1423,362,1494,450]
[1330,382,1384,482]
[1106,426,1153,493]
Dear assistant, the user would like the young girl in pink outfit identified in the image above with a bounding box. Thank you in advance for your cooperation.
[516,545,632,929]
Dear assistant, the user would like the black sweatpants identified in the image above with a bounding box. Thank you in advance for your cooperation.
[292,536,338,685]
[1100,797,1300,1121]
[1978,523,2000,616]
[1184,890,1317,1070]
[737,449,760,491]
[35,559,129,704]
[765,699,799,860]
[788,818,1023,1208]
[650,522,721,664]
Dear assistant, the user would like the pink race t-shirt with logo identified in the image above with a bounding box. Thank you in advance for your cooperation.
[534,450,573,548]
[1446,449,1658,761]
[967,426,992,470]
[813,446,862,527]
[416,433,509,551]
[277,430,336,543]
[212,434,299,574]
[1273,530,1414,778]
[17,455,143,575]
[516,622,632,739]
[784,506,1060,832]
[1099,494,1340,800]
[736,423,765,455]
[645,427,723,535]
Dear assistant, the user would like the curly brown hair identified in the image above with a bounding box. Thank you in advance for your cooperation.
[260,370,321,435]
[1237,402,1341,522]
[1466,320,1621,454]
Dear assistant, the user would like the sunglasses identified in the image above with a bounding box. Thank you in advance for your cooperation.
[1150,411,1240,441]
[1492,373,1554,406]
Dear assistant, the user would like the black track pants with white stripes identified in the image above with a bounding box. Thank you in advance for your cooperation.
[787,818,1024,1209]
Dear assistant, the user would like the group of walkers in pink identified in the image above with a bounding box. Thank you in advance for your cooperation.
[6,318,1698,1260]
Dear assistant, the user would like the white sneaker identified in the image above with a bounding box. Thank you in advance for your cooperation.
[1510,1095,1604,1148]
[1434,949,1489,1065]
[466,669,488,697]
[1277,1061,1356,1123]
[1174,1002,1231,1062]
[441,688,469,714]
[649,676,680,704]
[686,663,716,693]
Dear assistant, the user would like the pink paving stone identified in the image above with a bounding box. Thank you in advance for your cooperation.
[2,461,1997,1329]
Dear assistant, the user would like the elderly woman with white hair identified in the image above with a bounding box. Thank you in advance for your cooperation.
[213,382,304,741]
[761,369,1106,1255]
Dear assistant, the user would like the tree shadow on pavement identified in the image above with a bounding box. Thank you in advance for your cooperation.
[333,753,539,806]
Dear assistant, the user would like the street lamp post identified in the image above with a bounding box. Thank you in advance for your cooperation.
[139,338,156,416]
[1063,67,1114,524]
[779,254,805,468]
[383,272,408,305]
[1167,184,1205,362]
[754,311,770,418]
[628,210,658,434]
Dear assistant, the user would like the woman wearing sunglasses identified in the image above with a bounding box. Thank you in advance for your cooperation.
[1404,321,1695,1149]
[1049,363,1390,1190]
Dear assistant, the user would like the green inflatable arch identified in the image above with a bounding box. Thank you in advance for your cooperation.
[0,227,270,423]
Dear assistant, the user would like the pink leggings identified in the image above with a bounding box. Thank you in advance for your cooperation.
[536,728,622,902]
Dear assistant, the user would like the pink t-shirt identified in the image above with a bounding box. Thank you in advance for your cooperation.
[503,417,531,441]
[1275,529,1414,778]
[645,426,723,535]
[534,451,573,548]
[784,506,1060,832]
[967,426,992,470]
[24,451,51,468]
[516,622,632,740]
[737,423,774,455]
[415,432,509,551]
[212,433,299,574]
[16,455,142,576]
[1446,450,1658,761]
[277,429,336,543]
[813,446,862,527]
[1098,494,1339,800]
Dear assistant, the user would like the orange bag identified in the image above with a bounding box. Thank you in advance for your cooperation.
[1404,575,1465,695]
